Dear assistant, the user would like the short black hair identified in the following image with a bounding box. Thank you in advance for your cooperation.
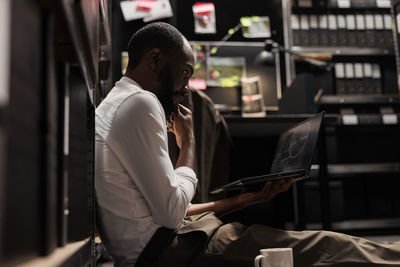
[127,22,184,69]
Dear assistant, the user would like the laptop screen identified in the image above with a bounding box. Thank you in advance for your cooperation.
[270,112,324,175]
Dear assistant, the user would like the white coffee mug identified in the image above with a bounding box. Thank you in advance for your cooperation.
[254,248,293,267]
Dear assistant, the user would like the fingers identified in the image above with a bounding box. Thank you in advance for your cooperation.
[283,178,295,189]
[275,178,294,192]
[279,182,292,193]
[166,115,174,133]
[246,178,295,205]
[177,104,191,116]
[170,104,194,148]
[166,123,173,133]
[175,104,193,128]
[261,181,272,193]
[268,178,294,194]
[270,179,284,192]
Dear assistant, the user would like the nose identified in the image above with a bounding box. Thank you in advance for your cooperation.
[182,85,189,96]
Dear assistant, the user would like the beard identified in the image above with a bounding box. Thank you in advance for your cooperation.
[156,66,178,118]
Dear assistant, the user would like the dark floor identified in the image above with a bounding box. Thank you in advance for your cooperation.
[96,235,400,266]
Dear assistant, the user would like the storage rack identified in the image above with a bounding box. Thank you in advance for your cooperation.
[281,0,400,233]
[0,0,112,266]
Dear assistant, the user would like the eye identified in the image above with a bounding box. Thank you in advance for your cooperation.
[183,70,189,79]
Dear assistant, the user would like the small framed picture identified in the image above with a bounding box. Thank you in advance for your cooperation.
[241,76,266,117]
[193,3,216,34]
[240,16,271,38]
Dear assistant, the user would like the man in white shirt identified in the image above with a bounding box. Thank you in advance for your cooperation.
[95,22,400,267]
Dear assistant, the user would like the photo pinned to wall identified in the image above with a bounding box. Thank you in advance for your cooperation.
[120,0,172,22]
[240,16,271,38]
[193,2,216,34]
[120,0,154,21]
[241,76,266,117]
[189,43,209,90]
[143,0,173,22]
[206,57,245,87]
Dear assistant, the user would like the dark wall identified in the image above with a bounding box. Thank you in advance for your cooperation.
[111,0,284,84]
[175,0,283,42]
[111,0,177,84]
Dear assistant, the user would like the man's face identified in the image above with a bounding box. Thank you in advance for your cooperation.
[156,42,194,117]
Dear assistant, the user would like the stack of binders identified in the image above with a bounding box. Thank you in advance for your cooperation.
[334,62,383,94]
[309,14,320,46]
[337,14,347,46]
[328,14,339,46]
[292,14,301,46]
[294,0,392,8]
[365,14,376,47]
[319,14,329,46]
[346,14,357,47]
[327,0,391,8]
[290,11,393,49]
[355,14,367,47]
[300,14,311,46]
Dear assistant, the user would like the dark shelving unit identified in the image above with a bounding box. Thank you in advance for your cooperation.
[292,46,393,56]
[327,162,400,177]
[0,0,112,266]
[279,0,400,234]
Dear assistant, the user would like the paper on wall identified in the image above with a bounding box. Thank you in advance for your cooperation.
[193,2,216,34]
[143,0,173,22]
[136,0,156,11]
[120,0,151,21]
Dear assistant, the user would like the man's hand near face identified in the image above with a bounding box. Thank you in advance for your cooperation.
[167,104,196,170]
[167,104,194,149]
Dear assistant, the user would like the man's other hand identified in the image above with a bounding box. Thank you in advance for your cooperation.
[237,178,295,208]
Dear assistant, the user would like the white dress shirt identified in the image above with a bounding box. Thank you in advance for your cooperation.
[95,76,198,266]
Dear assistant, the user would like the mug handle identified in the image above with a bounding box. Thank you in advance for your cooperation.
[254,255,264,267]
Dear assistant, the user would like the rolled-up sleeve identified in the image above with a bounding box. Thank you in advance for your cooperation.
[108,92,197,228]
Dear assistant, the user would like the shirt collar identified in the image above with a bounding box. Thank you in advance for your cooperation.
[118,76,143,91]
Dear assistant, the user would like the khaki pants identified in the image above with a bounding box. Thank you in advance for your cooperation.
[142,212,400,267]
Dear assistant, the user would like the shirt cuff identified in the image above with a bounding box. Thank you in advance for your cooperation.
[175,166,198,183]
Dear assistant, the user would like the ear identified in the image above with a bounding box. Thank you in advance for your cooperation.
[147,48,161,70]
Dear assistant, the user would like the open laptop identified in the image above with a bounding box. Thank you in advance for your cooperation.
[210,112,325,194]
